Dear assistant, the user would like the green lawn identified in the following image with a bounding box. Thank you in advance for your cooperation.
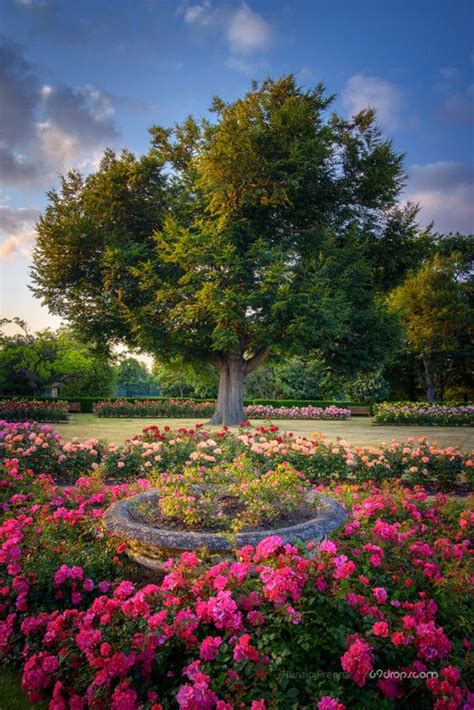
[0,669,46,710]
[55,414,474,450]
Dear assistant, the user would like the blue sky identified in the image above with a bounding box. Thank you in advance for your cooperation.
[1,0,473,332]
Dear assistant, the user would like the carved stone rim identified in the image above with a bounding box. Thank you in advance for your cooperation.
[102,491,347,553]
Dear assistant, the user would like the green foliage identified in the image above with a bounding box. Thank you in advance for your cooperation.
[116,358,151,388]
[32,76,408,423]
[0,320,116,398]
[347,369,389,402]
[388,254,473,401]
[152,356,218,398]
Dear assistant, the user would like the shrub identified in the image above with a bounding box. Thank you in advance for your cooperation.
[245,404,351,420]
[347,369,389,402]
[374,402,474,426]
[94,399,352,420]
[93,399,216,418]
[2,420,471,491]
[0,400,69,422]
[0,459,471,708]
[150,456,310,533]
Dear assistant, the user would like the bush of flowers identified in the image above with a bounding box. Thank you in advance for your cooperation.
[148,457,310,533]
[93,400,352,420]
[374,403,474,427]
[0,421,104,484]
[1,421,472,492]
[245,404,351,420]
[93,400,216,418]
[0,400,70,422]
[0,444,472,709]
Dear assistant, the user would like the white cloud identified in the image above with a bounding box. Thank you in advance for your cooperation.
[182,2,272,73]
[405,161,474,233]
[0,206,40,260]
[184,1,213,26]
[342,74,403,130]
[227,3,272,55]
[0,40,120,188]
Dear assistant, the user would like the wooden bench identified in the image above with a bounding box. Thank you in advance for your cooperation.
[67,402,81,413]
[348,405,371,416]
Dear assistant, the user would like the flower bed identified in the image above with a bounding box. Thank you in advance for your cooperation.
[1,421,472,492]
[93,400,352,420]
[93,399,216,418]
[245,404,351,420]
[0,400,70,422]
[374,403,474,426]
[0,447,472,708]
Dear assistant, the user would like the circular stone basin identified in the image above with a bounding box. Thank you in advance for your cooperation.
[102,491,347,571]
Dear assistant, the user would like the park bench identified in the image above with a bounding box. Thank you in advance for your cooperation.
[67,402,81,413]
[348,405,371,416]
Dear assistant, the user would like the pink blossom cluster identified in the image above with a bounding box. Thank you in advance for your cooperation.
[245,404,351,420]
[0,424,472,707]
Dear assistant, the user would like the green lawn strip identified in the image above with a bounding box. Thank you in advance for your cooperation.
[0,668,47,710]
[53,414,474,450]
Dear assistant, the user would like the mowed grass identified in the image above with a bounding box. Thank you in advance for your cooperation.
[0,668,46,710]
[55,414,474,450]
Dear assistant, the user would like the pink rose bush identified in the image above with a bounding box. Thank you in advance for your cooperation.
[92,400,351,420]
[245,404,351,420]
[374,403,474,427]
[0,400,70,423]
[2,421,472,491]
[0,430,472,708]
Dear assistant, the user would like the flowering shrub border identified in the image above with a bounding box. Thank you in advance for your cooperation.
[0,450,472,709]
[93,400,352,420]
[93,399,216,418]
[245,404,351,420]
[374,403,474,426]
[0,400,70,422]
[1,421,472,491]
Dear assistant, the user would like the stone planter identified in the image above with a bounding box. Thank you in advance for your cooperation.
[102,491,347,571]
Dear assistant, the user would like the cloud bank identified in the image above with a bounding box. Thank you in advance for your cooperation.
[0,38,120,189]
[406,161,474,234]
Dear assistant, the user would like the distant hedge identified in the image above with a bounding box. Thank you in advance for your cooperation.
[0,400,70,422]
[0,396,213,414]
[0,396,374,415]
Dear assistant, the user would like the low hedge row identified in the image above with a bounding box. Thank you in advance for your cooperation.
[0,400,70,422]
[374,402,474,426]
[0,396,373,414]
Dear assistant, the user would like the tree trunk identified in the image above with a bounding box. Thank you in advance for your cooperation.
[422,354,435,404]
[209,354,246,426]
[209,348,269,426]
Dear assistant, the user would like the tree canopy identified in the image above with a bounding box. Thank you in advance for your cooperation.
[388,255,473,402]
[33,76,416,423]
[0,320,115,397]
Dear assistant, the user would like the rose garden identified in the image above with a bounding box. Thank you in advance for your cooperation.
[0,75,473,710]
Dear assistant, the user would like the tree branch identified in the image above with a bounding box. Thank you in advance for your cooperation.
[243,348,270,375]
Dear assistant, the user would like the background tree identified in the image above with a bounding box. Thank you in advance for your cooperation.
[32,76,408,424]
[115,357,158,397]
[152,357,218,399]
[388,255,473,402]
[0,320,115,397]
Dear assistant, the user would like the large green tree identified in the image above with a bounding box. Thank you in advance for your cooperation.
[32,76,406,424]
[388,255,473,402]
